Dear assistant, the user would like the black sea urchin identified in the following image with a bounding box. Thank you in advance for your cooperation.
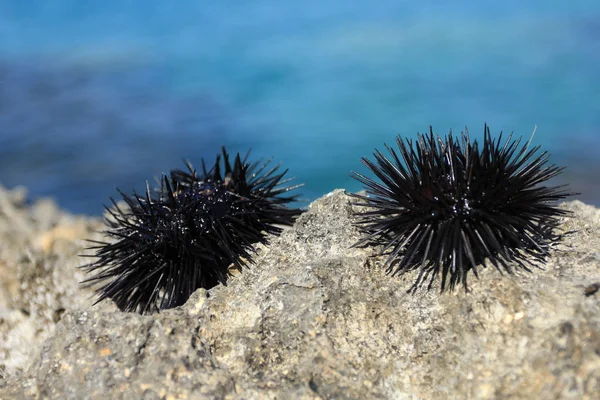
[82,148,303,314]
[349,125,576,292]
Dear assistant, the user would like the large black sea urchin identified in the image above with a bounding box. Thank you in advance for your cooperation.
[82,148,303,314]
[349,125,577,292]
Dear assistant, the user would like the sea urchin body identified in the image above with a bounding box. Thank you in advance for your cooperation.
[349,125,576,292]
[82,148,303,314]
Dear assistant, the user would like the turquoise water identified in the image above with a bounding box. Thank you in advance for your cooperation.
[0,1,599,214]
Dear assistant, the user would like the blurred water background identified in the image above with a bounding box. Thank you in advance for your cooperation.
[0,1,599,215]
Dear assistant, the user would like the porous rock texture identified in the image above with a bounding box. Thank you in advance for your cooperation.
[0,185,599,399]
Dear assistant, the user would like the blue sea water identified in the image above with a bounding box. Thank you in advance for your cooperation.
[0,1,599,214]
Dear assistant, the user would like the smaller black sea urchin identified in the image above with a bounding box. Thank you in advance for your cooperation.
[349,125,577,292]
[82,148,303,314]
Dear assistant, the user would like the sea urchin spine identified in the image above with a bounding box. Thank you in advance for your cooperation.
[82,147,303,314]
[349,124,577,292]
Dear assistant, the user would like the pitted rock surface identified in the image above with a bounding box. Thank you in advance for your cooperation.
[1,186,599,399]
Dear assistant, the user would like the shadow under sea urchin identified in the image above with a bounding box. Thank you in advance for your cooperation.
[82,147,303,315]
[349,124,578,292]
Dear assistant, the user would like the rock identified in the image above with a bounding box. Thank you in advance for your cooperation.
[1,187,599,399]
[0,185,102,383]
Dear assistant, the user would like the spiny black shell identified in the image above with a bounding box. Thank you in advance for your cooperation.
[349,124,576,291]
[82,147,303,314]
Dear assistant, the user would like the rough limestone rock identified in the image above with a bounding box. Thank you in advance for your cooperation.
[0,185,102,383]
[1,186,599,399]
